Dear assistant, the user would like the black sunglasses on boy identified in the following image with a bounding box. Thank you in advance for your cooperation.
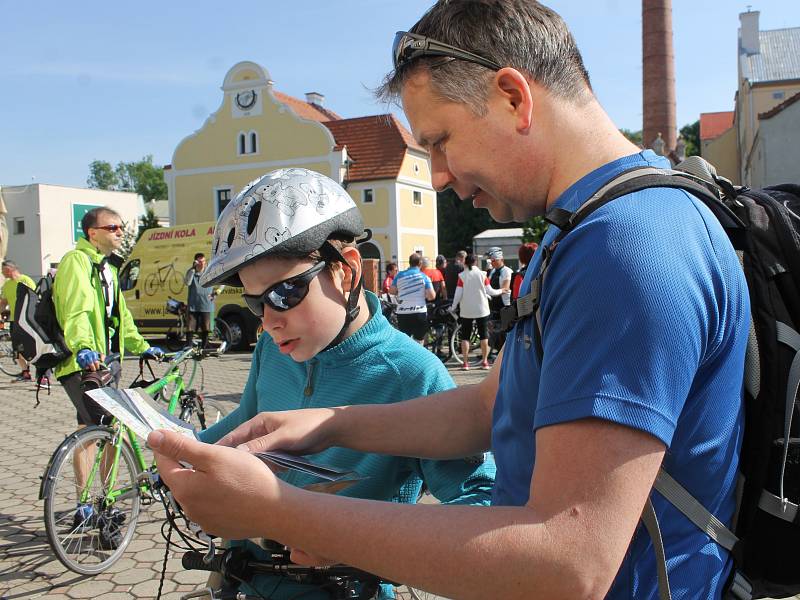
[242,261,328,316]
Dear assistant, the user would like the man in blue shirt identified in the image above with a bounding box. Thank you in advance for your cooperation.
[150,2,749,598]
[390,253,435,343]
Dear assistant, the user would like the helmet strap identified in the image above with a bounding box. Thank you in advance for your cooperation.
[321,241,362,351]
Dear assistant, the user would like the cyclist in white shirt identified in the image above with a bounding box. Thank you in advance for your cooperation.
[451,253,503,370]
[389,253,435,343]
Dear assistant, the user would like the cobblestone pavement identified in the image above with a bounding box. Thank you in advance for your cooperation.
[0,349,485,600]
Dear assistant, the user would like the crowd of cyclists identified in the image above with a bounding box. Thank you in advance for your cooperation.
[379,242,538,368]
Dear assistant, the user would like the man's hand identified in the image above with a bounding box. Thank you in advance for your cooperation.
[76,348,101,371]
[148,430,288,540]
[217,407,338,454]
[142,346,165,361]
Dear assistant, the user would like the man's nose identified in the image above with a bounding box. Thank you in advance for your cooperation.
[429,153,453,193]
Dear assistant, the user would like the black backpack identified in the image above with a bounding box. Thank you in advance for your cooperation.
[13,276,71,400]
[500,156,800,599]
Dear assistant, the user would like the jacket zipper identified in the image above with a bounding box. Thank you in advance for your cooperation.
[304,360,316,398]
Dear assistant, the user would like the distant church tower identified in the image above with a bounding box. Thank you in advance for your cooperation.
[642,0,677,155]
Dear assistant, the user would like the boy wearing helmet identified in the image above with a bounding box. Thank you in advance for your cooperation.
[192,168,494,599]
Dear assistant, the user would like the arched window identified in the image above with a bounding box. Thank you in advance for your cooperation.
[238,133,246,155]
[250,131,258,154]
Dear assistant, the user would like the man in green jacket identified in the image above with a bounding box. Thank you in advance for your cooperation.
[0,259,36,381]
[53,206,163,546]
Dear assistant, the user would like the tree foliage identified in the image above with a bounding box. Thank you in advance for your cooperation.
[87,160,118,190]
[86,155,167,202]
[620,128,643,147]
[137,207,161,241]
[680,120,700,157]
[522,216,549,244]
[436,189,520,258]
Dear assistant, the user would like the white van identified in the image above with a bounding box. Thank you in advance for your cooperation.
[118,222,260,350]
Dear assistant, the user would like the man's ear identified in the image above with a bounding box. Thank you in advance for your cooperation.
[338,246,362,292]
[494,67,534,133]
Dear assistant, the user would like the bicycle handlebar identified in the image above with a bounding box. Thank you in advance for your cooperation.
[182,547,391,587]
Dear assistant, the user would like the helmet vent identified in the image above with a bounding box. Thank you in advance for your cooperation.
[246,201,262,236]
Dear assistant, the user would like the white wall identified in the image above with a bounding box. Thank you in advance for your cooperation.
[753,100,800,188]
[2,184,141,280]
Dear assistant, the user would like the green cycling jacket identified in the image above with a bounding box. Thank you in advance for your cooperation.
[53,237,149,379]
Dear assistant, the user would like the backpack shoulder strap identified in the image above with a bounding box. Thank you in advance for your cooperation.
[498,167,746,355]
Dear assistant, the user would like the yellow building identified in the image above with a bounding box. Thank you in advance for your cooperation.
[734,11,800,186]
[165,61,436,272]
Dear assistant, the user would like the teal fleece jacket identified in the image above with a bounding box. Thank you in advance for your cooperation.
[199,291,495,599]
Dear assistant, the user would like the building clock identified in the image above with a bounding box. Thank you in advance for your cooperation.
[235,89,257,110]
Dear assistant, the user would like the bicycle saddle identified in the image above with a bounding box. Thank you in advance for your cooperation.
[81,367,115,390]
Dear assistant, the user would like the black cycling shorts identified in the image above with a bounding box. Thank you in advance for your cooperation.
[59,360,121,426]
[396,313,428,341]
[459,315,489,341]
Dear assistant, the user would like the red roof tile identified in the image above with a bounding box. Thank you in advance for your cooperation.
[323,114,427,183]
[273,90,342,122]
[699,111,735,141]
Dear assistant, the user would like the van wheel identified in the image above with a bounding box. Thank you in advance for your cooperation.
[220,315,245,350]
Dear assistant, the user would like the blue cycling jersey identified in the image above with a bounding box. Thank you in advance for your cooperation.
[493,150,749,599]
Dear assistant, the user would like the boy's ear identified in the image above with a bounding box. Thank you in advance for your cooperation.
[338,246,362,292]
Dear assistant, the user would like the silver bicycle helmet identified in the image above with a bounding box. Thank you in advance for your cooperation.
[201,168,364,288]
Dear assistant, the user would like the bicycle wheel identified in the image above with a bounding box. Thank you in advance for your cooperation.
[423,323,450,363]
[0,330,18,375]
[211,318,232,352]
[449,324,483,367]
[181,398,229,431]
[165,318,185,351]
[43,426,142,575]
[143,273,158,297]
[168,270,184,296]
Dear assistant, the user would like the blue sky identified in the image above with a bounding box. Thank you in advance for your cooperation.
[2,0,799,188]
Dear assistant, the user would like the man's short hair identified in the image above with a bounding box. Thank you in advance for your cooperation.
[455,250,467,261]
[81,207,122,239]
[377,0,591,115]
[436,254,447,268]
[1,259,17,270]
[409,253,422,267]
[420,256,431,268]
[386,261,398,272]
[194,252,205,261]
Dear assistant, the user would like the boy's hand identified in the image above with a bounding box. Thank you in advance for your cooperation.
[148,430,288,540]
[217,408,338,455]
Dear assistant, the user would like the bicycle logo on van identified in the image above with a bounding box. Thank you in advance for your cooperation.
[144,259,184,297]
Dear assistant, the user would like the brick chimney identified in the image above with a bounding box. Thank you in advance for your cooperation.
[739,10,761,56]
[642,0,677,155]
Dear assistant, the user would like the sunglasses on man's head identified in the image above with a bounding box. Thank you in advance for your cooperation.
[92,224,123,232]
[392,31,502,72]
[242,261,328,316]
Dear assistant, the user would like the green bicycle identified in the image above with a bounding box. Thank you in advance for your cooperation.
[39,344,229,575]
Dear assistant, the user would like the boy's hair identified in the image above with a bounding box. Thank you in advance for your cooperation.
[409,253,422,267]
[436,255,447,268]
[194,252,205,261]
[465,253,477,268]
[377,0,592,115]
[81,207,122,239]
[2,259,18,270]
[386,261,398,272]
